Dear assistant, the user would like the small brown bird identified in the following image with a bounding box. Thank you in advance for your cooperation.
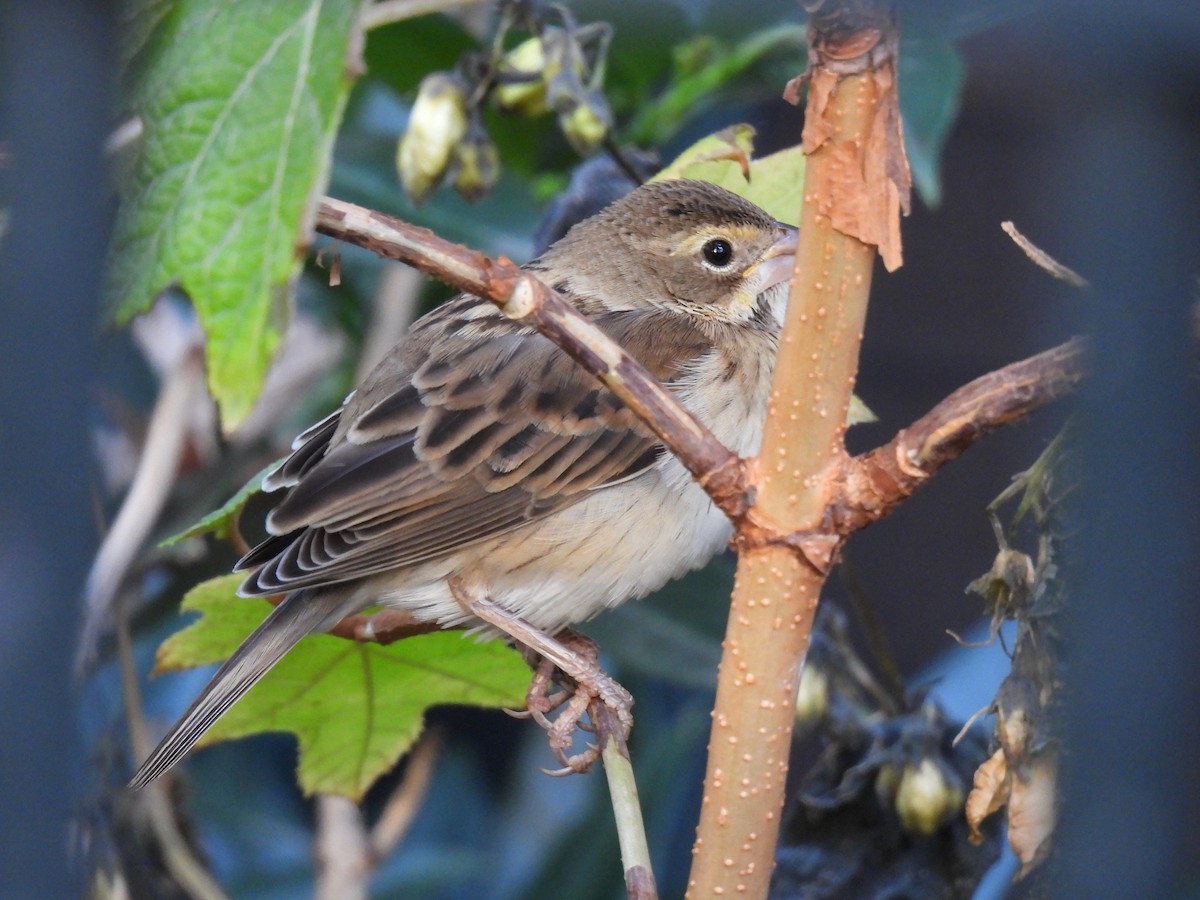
[130,179,797,787]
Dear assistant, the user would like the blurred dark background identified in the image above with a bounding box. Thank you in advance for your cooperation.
[2,1,1197,897]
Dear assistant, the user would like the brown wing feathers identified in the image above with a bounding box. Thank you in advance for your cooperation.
[260,409,340,492]
[236,303,712,598]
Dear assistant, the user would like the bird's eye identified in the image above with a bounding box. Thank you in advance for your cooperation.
[702,238,734,268]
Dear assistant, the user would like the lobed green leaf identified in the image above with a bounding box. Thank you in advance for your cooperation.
[106,0,363,428]
[156,574,529,798]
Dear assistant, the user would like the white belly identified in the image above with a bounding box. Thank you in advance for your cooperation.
[487,456,735,631]
[368,343,773,633]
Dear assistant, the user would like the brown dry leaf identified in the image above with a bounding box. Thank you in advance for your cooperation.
[966,747,1010,845]
[1009,751,1059,878]
[966,745,1058,876]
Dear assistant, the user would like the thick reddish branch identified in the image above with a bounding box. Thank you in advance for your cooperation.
[722,340,1087,578]
[690,8,897,892]
[835,338,1087,532]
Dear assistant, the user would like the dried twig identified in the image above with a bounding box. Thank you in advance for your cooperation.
[369,729,445,861]
[311,731,445,898]
[356,264,423,379]
[78,346,208,672]
[1002,221,1089,288]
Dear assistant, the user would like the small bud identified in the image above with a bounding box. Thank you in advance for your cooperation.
[397,72,469,204]
[558,89,611,154]
[894,757,963,837]
[494,35,549,117]
[452,122,500,203]
[794,663,829,725]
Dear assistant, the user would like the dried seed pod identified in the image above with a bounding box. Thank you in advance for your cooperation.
[452,121,500,203]
[397,72,470,204]
[894,756,964,837]
[493,34,550,116]
[794,662,830,725]
[558,89,611,154]
[541,27,581,111]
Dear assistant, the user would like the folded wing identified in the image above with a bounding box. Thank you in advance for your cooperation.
[237,298,709,596]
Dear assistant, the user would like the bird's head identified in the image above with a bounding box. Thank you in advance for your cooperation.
[541,179,797,323]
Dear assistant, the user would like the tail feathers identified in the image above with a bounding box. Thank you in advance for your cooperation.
[129,588,360,789]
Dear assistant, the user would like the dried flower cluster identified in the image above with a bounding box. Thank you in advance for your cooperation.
[962,435,1069,878]
[397,2,614,204]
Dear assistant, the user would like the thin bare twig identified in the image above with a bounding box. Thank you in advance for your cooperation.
[78,346,208,672]
[360,0,488,32]
[314,795,370,900]
[593,702,658,900]
[369,729,445,860]
[356,264,423,380]
[1001,221,1089,288]
[312,732,446,898]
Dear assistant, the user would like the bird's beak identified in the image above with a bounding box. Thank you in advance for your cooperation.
[748,225,799,293]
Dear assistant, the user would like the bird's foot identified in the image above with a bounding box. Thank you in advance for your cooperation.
[449,578,633,775]
[522,630,634,775]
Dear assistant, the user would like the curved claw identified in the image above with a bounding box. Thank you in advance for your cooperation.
[541,746,600,776]
[509,627,634,778]
[562,748,600,774]
[529,708,556,732]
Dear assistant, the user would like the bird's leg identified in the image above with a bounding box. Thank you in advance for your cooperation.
[449,577,633,774]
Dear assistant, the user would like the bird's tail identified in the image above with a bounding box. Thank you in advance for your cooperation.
[128,587,359,789]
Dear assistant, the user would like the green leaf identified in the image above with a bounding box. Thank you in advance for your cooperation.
[626,24,805,147]
[726,145,807,227]
[106,0,363,429]
[157,574,530,798]
[155,574,257,671]
[654,127,806,228]
[160,459,278,547]
[652,123,756,183]
[899,36,966,207]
